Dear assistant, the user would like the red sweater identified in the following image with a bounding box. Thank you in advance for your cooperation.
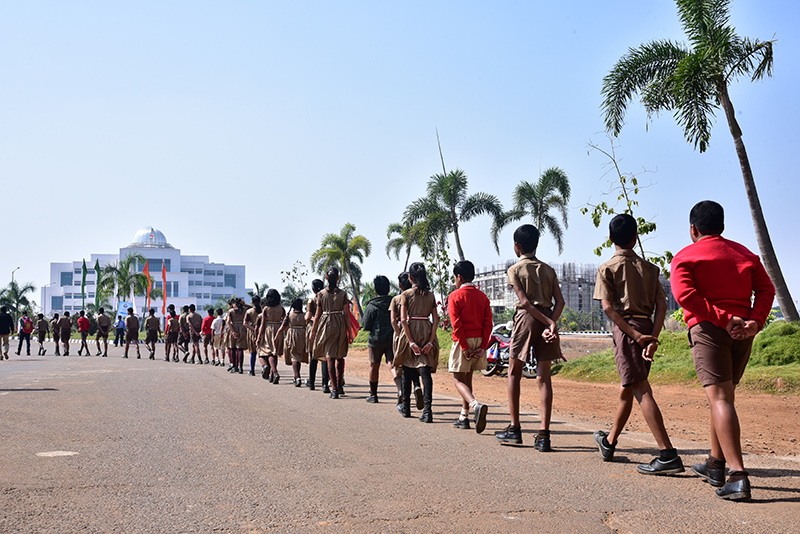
[77,316,90,333]
[447,284,494,351]
[201,316,214,335]
[671,235,774,329]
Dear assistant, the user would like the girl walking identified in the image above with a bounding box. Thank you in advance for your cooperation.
[258,289,286,384]
[310,268,350,399]
[275,298,308,386]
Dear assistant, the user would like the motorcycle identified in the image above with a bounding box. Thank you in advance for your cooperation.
[482,322,537,378]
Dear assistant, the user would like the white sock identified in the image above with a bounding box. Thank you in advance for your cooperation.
[459,409,469,420]
[469,399,478,410]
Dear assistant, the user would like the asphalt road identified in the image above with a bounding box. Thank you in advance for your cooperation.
[1,344,798,533]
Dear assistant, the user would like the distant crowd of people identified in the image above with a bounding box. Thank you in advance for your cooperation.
[0,201,773,502]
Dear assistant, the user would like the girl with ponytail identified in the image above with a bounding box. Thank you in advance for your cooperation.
[310,267,351,399]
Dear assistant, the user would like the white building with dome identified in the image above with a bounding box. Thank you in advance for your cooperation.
[41,227,249,318]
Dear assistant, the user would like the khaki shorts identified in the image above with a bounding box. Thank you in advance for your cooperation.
[368,344,394,364]
[689,321,752,386]
[80,331,89,341]
[448,336,487,373]
[166,332,178,344]
[145,330,158,344]
[96,330,109,340]
[126,330,139,342]
[509,307,562,362]
[213,334,223,350]
[612,318,653,387]
[38,331,48,343]
[203,334,213,347]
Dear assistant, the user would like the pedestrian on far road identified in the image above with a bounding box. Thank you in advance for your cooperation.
[124,308,141,359]
[201,308,215,365]
[144,308,161,360]
[58,311,73,356]
[671,200,775,502]
[187,304,204,364]
[447,260,493,434]
[113,315,125,347]
[95,308,111,357]
[76,310,90,356]
[211,308,225,366]
[0,306,14,359]
[15,310,33,356]
[35,313,49,356]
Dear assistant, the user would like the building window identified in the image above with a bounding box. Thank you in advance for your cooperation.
[51,296,63,310]
[73,281,81,286]
[61,272,73,287]
[88,293,95,299]
[74,268,81,274]
[224,274,236,287]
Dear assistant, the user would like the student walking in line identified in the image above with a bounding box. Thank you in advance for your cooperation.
[187,304,204,364]
[179,305,191,360]
[50,313,61,356]
[310,268,351,399]
[226,298,247,374]
[592,214,683,475]
[15,310,33,356]
[95,308,111,357]
[390,272,422,412]
[35,313,49,356]
[244,296,262,376]
[211,308,225,366]
[274,298,308,387]
[58,311,73,356]
[201,308,215,365]
[124,308,141,359]
[165,309,180,362]
[0,306,13,360]
[671,201,775,501]
[144,308,161,360]
[76,310,90,356]
[113,315,126,347]
[397,262,440,423]
[447,260,493,433]
[305,279,329,391]
[258,289,286,384]
[496,224,564,451]
[361,275,396,404]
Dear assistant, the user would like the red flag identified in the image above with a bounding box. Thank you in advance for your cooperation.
[161,261,167,316]
[143,260,151,311]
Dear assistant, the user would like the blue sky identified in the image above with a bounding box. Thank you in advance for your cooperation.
[2,0,798,308]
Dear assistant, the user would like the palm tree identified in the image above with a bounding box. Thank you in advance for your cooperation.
[385,220,434,271]
[0,280,36,320]
[247,282,270,300]
[491,167,571,254]
[281,283,309,307]
[100,253,150,309]
[403,169,503,261]
[310,223,372,317]
[602,0,797,322]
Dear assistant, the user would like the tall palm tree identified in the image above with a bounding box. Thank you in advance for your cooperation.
[100,253,150,309]
[403,169,503,261]
[602,0,797,322]
[0,280,36,320]
[385,220,434,271]
[247,282,270,300]
[491,167,571,254]
[310,223,372,317]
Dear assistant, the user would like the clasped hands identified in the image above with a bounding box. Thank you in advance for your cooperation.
[726,316,759,340]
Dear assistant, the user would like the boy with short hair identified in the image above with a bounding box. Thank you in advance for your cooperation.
[15,310,33,356]
[592,214,683,475]
[202,308,215,364]
[95,308,111,357]
[35,313,49,356]
[50,313,61,356]
[447,260,493,433]
[187,304,203,364]
[211,308,225,366]
[124,308,141,359]
[76,310,90,356]
[58,311,73,356]
[671,200,774,501]
[362,275,396,404]
[144,308,161,359]
[496,224,564,450]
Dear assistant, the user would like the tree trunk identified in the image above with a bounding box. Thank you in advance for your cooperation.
[719,84,799,322]
[452,220,465,261]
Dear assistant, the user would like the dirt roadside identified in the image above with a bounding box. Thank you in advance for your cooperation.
[343,340,800,458]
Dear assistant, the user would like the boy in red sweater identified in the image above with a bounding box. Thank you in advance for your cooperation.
[447,260,493,433]
[671,200,775,501]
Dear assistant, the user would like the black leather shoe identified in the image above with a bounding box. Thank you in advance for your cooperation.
[419,412,433,423]
[330,389,339,399]
[593,430,615,462]
[495,425,523,445]
[414,387,424,411]
[322,385,331,394]
[715,475,751,501]
[692,462,725,487]
[637,456,684,475]
[366,394,378,403]
[473,403,488,434]
[535,434,552,452]
[273,375,280,385]
[453,418,470,430]
[338,386,345,396]
[249,370,255,376]
[401,405,412,418]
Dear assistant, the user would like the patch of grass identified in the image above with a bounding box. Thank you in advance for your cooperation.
[750,320,800,366]
[738,364,800,394]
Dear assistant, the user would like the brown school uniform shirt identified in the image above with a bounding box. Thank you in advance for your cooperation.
[167,316,180,334]
[96,314,111,334]
[507,253,558,309]
[179,313,189,332]
[145,316,160,331]
[187,312,202,333]
[126,315,139,332]
[36,319,49,333]
[50,318,60,333]
[58,316,72,332]
[593,248,666,317]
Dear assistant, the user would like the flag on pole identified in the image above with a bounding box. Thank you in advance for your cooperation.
[81,259,87,311]
[94,259,101,311]
[143,260,151,312]
[161,260,167,316]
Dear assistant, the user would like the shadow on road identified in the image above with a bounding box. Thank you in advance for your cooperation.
[0,388,59,392]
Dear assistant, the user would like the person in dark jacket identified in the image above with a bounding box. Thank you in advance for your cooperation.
[361,275,397,404]
[0,306,14,359]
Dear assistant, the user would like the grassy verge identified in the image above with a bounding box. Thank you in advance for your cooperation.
[552,321,800,395]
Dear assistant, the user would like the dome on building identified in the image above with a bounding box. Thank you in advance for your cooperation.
[128,226,173,249]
